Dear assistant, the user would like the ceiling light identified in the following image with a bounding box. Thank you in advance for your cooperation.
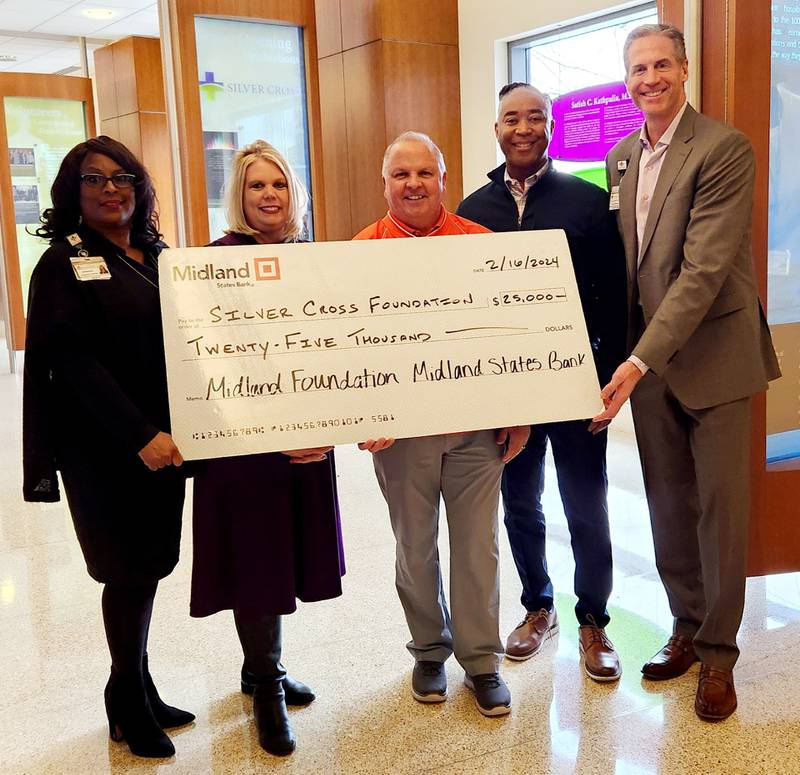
[82,8,116,20]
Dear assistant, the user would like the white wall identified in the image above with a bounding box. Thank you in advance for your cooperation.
[457,0,645,196]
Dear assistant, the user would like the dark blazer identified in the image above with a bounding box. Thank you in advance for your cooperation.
[606,104,780,409]
[457,163,627,385]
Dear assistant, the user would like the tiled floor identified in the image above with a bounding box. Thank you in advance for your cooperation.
[2,371,800,774]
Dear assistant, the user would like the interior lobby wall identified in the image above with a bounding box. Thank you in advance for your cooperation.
[457,0,635,195]
[315,0,461,239]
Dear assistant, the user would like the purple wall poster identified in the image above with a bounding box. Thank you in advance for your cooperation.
[549,82,644,163]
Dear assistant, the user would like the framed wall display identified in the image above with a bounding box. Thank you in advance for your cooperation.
[194,16,313,241]
[765,10,800,465]
[0,74,95,353]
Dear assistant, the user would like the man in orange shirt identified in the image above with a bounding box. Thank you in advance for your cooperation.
[354,139,489,240]
[355,132,529,717]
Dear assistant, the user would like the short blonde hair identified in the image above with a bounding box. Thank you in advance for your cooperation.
[224,140,309,242]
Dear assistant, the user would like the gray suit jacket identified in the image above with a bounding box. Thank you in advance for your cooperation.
[606,104,780,410]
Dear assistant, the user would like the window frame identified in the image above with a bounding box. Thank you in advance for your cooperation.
[507,2,658,85]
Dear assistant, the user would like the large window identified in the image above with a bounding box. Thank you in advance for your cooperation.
[508,3,658,188]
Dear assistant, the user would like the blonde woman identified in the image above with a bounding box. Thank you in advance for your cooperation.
[190,141,345,756]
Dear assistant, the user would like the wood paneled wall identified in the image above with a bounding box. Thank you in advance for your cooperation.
[700,1,800,575]
[658,0,684,30]
[0,74,95,350]
[164,0,325,247]
[318,53,353,239]
[162,0,459,242]
[93,37,177,246]
[315,0,462,239]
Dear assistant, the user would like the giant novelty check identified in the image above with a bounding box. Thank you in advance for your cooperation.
[159,230,603,459]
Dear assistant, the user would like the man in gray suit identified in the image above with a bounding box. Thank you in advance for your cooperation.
[597,24,780,721]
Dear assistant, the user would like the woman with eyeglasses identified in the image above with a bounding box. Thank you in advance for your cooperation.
[23,136,192,759]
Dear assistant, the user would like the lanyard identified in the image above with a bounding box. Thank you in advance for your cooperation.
[65,232,158,289]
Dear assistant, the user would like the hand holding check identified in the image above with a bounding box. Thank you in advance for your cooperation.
[590,361,645,432]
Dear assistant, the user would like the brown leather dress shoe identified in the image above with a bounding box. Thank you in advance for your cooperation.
[578,624,621,682]
[505,608,559,661]
[695,664,737,721]
[641,634,699,680]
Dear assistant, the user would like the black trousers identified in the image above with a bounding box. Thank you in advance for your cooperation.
[501,420,612,627]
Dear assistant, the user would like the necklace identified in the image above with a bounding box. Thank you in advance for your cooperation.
[115,252,158,290]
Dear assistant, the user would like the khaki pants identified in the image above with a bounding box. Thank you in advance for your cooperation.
[372,430,504,676]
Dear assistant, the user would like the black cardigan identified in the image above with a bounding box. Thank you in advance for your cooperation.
[23,228,169,501]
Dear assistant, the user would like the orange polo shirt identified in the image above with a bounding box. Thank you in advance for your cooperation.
[352,205,491,439]
[353,205,491,240]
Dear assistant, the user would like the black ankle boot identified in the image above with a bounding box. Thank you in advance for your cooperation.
[241,666,316,706]
[104,669,175,758]
[253,682,295,756]
[142,653,195,729]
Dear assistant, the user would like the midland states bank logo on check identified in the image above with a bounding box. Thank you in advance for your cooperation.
[171,257,281,285]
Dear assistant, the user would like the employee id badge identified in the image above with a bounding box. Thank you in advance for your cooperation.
[609,185,621,211]
[70,255,112,281]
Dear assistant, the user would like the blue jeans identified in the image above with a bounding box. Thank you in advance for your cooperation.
[501,420,612,627]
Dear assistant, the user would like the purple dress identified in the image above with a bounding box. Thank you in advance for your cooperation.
[190,232,345,618]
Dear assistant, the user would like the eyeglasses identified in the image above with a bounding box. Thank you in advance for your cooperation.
[79,173,136,189]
